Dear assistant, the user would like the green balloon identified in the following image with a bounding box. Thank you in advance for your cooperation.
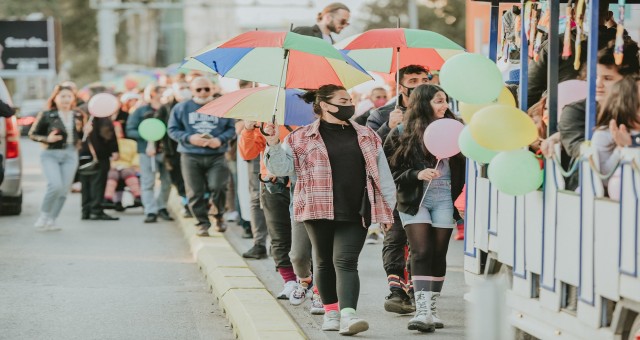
[458,126,497,164]
[439,53,504,104]
[488,150,543,196]
[139,118,166,142]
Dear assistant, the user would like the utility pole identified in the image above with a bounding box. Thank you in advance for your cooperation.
[408,0,419,29]
[96,0,119,82]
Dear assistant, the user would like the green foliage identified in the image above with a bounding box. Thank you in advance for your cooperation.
[0,0,99,86]
[361,0,466,47]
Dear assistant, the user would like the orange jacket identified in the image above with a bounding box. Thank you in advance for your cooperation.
[238,125,294,178]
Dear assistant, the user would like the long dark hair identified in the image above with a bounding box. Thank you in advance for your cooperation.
[46,85,77,111]
[597,75,640,128]
[299,84,346,115]
[389,84,458,169]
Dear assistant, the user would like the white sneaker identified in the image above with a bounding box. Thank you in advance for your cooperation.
[34,216,48,230]
[339,313,369,335]
[45,219,61,232]
[310,293,325,315]
[224,210,239,222]
[277,280,298,300]
[321,310,340,331]
[289,281,310,306]
[365,232,380,244]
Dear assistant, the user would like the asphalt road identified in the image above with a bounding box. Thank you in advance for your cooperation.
[224,200,468,339]
[0,139,233,340]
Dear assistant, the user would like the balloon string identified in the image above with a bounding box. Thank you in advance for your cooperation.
[82,116,94,142]
[420,158,441,204]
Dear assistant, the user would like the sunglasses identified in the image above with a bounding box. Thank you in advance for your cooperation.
[337,19,349,25]
[195,87,211,93]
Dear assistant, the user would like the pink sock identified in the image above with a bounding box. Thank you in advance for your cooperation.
[313,285,319,295]
[277,266,296,283]
[324,302,339,313]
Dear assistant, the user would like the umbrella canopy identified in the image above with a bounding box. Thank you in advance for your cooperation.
[197,86,316,126]
[191,30,372,89]
[335,28,465,73]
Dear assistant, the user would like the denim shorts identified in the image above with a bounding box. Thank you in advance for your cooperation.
[398,179,455,228]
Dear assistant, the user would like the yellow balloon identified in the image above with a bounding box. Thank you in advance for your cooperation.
[469,104,537,151]
[459,87,517,123]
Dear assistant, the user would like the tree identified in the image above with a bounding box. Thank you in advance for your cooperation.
[360,0,466,47]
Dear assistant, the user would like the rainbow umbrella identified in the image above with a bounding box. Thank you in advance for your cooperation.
[335,28,465,98]
[192,30,371,122]
[197,86,315,126]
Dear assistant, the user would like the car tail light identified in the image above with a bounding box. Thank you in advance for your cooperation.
[5,116,19,159]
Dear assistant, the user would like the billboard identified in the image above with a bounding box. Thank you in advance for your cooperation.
[0,19,57,76]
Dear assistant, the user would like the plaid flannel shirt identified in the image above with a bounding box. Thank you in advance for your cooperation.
[265,119,396,226]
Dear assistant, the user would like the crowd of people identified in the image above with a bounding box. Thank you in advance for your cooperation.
[22,0,640,337]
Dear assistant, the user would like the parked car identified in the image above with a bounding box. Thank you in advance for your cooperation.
[0,77,22,215]
[16,99,47,136]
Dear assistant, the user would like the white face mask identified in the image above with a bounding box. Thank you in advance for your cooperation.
[193,96,213,105]
[178,89,192,101]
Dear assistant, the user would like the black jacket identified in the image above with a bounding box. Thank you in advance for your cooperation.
[383,126,465,219]
[558,99,587,191]
[0,99,15,118]
[293,24,333,43]
[29,110,86,149]
[366,98,404,142]
[81,117,118,160]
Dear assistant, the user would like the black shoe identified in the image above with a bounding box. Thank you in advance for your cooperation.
[241,228,253,239]
[144,214,158,223]
[90,212,120,221]
[158,209,174,221]
[384,289,415,314]
[196,224,210,237]
[114,202,125,212]
[242,245,267,259]
[183,205,193,218]
[133,197,143,208]
[101,200,116,210]
[81,213,90,220]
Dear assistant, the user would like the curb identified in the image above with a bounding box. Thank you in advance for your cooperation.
[168,194,306,340]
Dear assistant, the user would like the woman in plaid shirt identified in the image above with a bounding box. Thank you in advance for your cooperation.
[264,85,396,336]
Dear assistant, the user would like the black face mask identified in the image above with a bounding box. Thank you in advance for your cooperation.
[325,102,355,121]
[401,84,417,99]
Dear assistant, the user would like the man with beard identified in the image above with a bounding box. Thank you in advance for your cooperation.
[293,2,350,44]
[126,84,174,224]
[168,77,236,237]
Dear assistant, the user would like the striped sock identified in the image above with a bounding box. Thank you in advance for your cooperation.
[387,274,404,291]
[278,266,296,283]
[413,275,445,293]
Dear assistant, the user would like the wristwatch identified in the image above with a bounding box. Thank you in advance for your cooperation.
[631,134,640,147]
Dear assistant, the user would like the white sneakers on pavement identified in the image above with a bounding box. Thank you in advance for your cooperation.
[310,293,325,315]
[34,216,61,232]
[289,281,310,306]
[277,280,298,300]
[339,313,369,336]
[322,310,340,331]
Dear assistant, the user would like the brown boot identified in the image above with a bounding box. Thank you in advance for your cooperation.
[213,217,227,233]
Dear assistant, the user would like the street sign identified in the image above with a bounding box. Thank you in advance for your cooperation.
[0,19,57,76]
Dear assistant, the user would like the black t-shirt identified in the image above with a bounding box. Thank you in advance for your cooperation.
[318,120,366,222]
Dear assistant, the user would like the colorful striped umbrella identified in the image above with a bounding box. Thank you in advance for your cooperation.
[197,86,315,126]
[335,28,464,73]
[335,28,464,105]
[191,30,372,90]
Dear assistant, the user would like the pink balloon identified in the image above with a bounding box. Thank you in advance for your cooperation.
[557,80,587,121]
[423,118,464,159]
[88,93,120,118]
[608,173,621,201]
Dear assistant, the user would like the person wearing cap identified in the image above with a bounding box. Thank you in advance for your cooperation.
[293,2,350,44]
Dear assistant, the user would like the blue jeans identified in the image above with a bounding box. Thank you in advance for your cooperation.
[139,153,171,215]
[40,146,78,219]
[399,180,455,228]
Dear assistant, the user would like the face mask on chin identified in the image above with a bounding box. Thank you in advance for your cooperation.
[193,96,213,105]
[325,102,355,121]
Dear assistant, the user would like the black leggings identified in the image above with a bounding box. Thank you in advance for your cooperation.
[304,220,367,310]
[405,223,453,292]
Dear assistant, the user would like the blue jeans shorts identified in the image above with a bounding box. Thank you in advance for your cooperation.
[398,180,455,228]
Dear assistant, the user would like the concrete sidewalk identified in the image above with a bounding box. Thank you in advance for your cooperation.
[168,195,305,340]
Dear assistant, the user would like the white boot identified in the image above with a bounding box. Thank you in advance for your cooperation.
[408,291,435,333]
[431,292,444,328]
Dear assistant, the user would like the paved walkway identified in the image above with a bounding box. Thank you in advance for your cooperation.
[0,139,233,340]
